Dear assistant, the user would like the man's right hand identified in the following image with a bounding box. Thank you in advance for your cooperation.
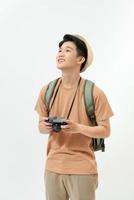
[38,116,53,134]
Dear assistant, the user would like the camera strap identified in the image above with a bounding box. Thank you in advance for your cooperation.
[49,79,62,112]
[49,77,81,119]
[66,77,81,119]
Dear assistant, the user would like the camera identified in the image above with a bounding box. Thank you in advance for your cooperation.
[45,117,68,132]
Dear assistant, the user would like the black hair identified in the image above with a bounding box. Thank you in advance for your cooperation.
[58,34,88,71]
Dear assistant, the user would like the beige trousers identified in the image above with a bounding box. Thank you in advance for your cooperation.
[44,170,98,200]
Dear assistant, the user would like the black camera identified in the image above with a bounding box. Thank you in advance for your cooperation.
[45,117,68,132]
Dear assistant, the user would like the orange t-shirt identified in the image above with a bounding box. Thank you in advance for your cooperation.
[34,77,114,174]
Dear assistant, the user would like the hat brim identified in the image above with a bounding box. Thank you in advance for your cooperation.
[73,34,93,72]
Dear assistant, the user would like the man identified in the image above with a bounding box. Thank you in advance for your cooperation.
[34,34,114,200]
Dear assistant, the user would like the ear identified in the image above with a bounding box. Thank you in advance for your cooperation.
[77,56,85,66]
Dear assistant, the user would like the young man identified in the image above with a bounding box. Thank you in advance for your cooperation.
[34,34,114,200]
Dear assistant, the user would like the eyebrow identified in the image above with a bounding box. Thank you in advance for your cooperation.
[59,46,74,50]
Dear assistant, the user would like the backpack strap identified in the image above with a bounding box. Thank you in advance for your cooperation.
[84,79,105,152]
[84,79,95,124]
[45,78,60,110]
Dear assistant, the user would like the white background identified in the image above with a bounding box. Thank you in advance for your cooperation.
[0,0,134,199]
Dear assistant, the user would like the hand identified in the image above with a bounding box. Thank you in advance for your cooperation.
[39,117,53,134]
[61,119,81,134]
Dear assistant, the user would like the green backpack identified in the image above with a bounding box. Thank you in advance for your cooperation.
[44,78,105,152]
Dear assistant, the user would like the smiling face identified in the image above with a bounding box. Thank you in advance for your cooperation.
[56,41,85,72]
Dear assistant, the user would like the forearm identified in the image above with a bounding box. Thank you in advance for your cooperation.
[79,123,110,138]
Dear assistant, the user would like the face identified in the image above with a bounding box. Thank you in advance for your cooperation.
[56,41,85,72]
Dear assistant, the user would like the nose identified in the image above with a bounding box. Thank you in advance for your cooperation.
[56,49,66,61]
[58,51,65,57]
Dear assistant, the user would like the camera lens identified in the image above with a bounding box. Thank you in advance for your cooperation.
[52,123,61,132]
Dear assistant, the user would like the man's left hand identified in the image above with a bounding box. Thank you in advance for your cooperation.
[61,120,81,134]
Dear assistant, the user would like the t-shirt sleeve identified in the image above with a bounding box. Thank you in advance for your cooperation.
[93,85,114,122]
[34,85,48,117]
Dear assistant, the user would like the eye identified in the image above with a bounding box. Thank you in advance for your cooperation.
[66,49,70,52]
[58,49,62,52]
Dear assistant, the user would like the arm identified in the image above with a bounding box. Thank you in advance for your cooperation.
[61,119,111,138]
[78,119,111,138]
[34,85,52,134]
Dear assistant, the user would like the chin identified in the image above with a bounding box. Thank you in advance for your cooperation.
[57,64,67,70]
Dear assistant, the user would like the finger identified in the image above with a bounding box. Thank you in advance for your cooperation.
[44,117,48,120]
[47,128,53,131]
[64,120,72,125]
[39,117,48,122]
[44,122,52,126]
[46,126,53,130]
[61,125,70,129]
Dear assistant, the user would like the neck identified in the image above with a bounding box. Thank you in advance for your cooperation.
[61,71,81,88]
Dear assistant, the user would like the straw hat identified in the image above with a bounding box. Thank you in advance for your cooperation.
[73,34,93,72]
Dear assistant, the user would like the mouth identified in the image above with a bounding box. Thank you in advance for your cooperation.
[58,59,65,63]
